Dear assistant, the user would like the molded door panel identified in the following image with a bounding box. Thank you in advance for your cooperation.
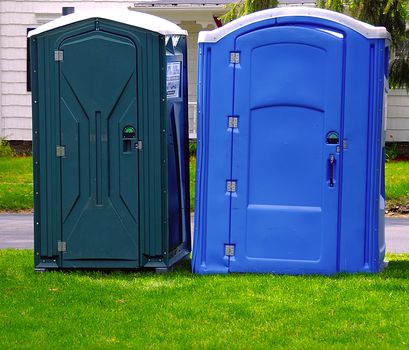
[230,26,343,273]
[59,31,139,264]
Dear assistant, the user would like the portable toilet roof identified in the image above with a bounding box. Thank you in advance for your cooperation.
[198,7,390,43]
[28,8,187,38]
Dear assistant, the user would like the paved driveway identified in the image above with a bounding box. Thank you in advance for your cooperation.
[0,214,33,249]
[384,217,409,253]
[1,214,409,253]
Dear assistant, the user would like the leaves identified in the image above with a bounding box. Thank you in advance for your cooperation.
[317,0,345,12]
[220,0,279,23]
[318,0,409,88]
[390,35,409,89]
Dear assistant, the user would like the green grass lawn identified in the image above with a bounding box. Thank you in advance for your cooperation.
[0,157,32,211]
[0,156,408,211]
[0,156,195,211]
[0,250,408,349]
[385,161,409,200]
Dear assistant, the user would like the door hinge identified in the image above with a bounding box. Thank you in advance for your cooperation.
[135,140,143,150]
[225,244,235,257]
[57,241,66,252]
[230,52,240,64]
[226,180,237,193]
[56,145,65,157]
[228,116,238,129]
[54,50,64,61]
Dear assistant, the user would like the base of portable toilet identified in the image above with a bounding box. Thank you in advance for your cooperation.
[29,9,190,271]
[193,7,389,275]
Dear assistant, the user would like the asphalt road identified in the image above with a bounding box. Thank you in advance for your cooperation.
[383,217,409,253]
[0,214,408,253]
[0,214,33,249]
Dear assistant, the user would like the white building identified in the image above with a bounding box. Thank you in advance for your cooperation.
[0,0,408,143]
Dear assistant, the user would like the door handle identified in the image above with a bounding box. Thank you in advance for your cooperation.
[329,154,335,187]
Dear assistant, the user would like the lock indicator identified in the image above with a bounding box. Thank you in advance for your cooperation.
[123,126,136,138]
[326,131,339,145]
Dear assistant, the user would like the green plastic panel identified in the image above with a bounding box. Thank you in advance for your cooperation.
[59,30,139,263]
[31,18,174,269]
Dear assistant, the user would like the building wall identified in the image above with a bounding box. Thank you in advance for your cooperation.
[0,1,142,141]
[386,89,409,142]
[0,0,214,141]
[1,1,408,141]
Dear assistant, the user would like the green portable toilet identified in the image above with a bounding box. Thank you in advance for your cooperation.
[29,9,190,271]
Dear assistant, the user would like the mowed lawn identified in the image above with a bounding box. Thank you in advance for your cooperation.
[0,250,408,349]
[0,156,408,211]
[0,156,196,211]
[0,157,32,211]
[385,161,409,200]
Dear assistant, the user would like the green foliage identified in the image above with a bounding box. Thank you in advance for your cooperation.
[316,0,345,12]
[223,0,409,89]
[0,139,13,158]
[390,33,409,89]
[317,0,409,89]
[318,0,408,49]
[0,250,408,348]
[385,143,399,162]
[189,140,196,156]
[0,157,33,210]
[220,0,278,23]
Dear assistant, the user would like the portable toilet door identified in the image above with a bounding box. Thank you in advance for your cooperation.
[29,9,190,270]
[193,7,389,274]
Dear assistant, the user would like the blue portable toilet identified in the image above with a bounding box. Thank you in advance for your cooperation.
[193,7,389,275]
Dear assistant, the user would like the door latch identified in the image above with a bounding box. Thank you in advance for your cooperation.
[329,154,335,187]
[225,244,235,257]
[134,140,143,150]
[56,146,65,157]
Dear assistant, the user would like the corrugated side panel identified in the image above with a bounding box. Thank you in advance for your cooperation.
[140,32,168,266]
[165,35,191,257]
[372,39,388,272]
[339,31,386,273]
[192,37,235,274]
[338,31,373,272]
[31,35,41,266]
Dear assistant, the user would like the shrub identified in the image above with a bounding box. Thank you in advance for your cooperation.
[0,139,13,158]
[385,143,399,162]
[189,141,196,157]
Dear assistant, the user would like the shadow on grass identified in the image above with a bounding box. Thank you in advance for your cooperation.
[382,260,409,279]
[53,258,409,282]
[49,258,193,280]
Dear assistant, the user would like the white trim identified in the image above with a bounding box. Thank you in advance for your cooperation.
[198,7,390,43]
[28,8,187,38]
[131,7,225,28]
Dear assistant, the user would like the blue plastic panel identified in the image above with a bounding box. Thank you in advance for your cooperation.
[230,26,343,274]
[193,11,388,275]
